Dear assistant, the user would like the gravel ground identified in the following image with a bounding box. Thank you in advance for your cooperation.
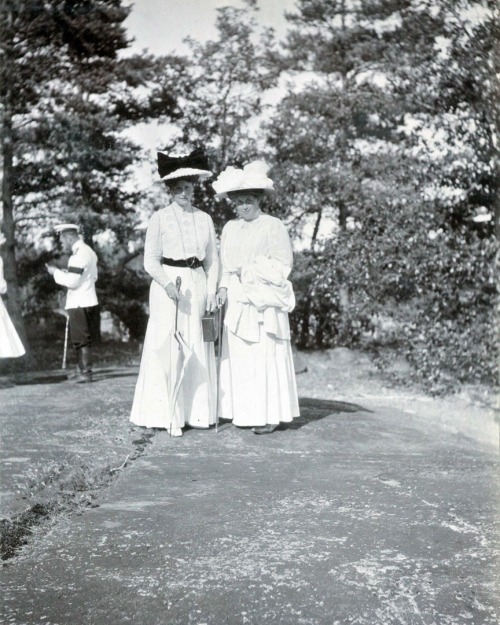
[1,348,498,625]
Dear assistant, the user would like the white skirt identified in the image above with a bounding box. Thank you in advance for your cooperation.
[219,322,300,427]
[0,298,25,358]
[130,266,216,430]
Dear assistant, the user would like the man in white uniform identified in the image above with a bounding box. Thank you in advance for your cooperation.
[46,223,99,383]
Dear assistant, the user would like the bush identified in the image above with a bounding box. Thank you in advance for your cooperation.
[291,200,498,391]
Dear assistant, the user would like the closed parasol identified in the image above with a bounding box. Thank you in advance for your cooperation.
[168,276,193,436]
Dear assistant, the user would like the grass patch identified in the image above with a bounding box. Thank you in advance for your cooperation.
[1,503,55,561]
[1,429,157,561]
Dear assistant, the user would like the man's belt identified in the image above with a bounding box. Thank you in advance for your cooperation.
[161,256,203,269]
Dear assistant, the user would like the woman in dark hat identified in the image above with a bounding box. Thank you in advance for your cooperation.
[213,161,300,434]
[130,148,219,436]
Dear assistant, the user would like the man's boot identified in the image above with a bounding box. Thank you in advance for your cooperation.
[66,363,82,380]
[77,346,93,383]
[68,348,83,382]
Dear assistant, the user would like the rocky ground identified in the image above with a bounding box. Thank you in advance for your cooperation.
[0,348,498,625]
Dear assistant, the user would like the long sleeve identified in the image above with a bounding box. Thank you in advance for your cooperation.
[143,212,173,288]
[53,268,84,289]
[202,215,220,295]
[219,223,239,290]
[266,218,293,271]
[219,225,231,289]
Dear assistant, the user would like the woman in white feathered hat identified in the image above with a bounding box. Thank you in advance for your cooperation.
[213,161,300,434]
[130,148,220,436]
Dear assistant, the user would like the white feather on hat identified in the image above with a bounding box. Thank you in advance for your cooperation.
[159,168,212,182]
[212,161,274,198]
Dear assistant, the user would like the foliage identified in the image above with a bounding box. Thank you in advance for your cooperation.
[275,0,498,389]
[1,0,497,391]
[0,0,181,342]
[161,3,280,230]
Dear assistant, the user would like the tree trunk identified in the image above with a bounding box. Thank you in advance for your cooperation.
[1,92,28,348]
[299,209,324,347]
[336,0,350,340]
[299,296,311,348]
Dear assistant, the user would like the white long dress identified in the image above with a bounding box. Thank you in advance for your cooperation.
[219,213,300,427]
[130,202,219,430]
[0,257,25,358]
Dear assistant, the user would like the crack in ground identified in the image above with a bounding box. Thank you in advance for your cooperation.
[1,430,156,561]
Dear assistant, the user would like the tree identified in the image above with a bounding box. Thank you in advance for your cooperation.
[164,2,279,229]
[269,0,498,388]
[268,0,412,345]
[0,0,180,344]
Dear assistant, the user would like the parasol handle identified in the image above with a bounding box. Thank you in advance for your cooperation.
[215,303,224,433]
[175,276,181,333]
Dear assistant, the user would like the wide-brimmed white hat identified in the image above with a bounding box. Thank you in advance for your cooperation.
[157,147,212,182]
[54,223,79,234]
[212,161,274,198]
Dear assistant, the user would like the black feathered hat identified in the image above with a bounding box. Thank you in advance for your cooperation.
[157,147,212,181]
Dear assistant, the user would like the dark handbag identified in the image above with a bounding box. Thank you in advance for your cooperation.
[202,309,220,342]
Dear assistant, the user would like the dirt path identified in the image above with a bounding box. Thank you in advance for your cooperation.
[1,350,498,624]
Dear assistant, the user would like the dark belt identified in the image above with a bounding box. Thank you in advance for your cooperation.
[161,256,203,269]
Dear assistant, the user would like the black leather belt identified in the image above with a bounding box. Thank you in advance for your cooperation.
[161,256,203,269]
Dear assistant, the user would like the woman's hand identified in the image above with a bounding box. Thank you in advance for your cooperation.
[206,294,217,313]
[216,287,227,307]
[165,282,180,301]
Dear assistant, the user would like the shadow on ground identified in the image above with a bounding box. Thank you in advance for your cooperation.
[279,396,372,431]
[2,367,137,386]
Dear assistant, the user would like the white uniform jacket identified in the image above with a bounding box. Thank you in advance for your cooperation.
[53,239,98,310]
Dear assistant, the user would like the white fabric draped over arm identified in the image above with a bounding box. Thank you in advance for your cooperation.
[240,257,295,311]
[239,218,295,312]
[222,215,295,342]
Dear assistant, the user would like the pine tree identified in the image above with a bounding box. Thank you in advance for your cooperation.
[0,0,180,344]
[269,0,497,387]
[269,0,411,345]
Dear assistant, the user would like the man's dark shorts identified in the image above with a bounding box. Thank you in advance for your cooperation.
[68,306,100,349]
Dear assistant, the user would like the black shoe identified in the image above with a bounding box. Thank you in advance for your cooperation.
[77,346,93,383]
[75,372,93,383]
[252,424,278,435]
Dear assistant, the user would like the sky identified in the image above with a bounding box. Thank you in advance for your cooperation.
[124,0,296,56]
[122,0,296,185]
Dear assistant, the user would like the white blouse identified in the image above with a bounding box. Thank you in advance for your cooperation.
[220,213,295,342]
[143,202,219,294]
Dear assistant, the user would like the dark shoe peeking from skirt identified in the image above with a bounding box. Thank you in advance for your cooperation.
[252,424,278,435]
